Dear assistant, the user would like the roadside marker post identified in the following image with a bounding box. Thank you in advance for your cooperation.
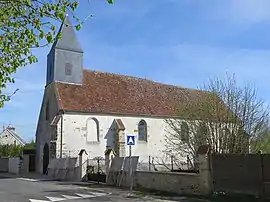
[126,135,135,195]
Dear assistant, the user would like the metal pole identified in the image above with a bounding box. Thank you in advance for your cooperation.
[129,145,132,194]
[171,155,174,171]
[148,155,151,171]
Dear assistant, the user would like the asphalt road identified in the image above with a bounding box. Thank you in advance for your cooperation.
[0,174,189,202]
[0,174,117,202]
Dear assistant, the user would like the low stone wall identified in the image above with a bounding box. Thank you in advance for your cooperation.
[107,145,212,196]
[0,158,9,172]
[8,157,20,175]
[137,171,201,195]
[108,170,202,195]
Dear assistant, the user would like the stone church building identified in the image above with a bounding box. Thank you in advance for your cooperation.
[35,16,211,174]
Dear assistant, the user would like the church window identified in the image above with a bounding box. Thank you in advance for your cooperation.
[138,120,147,142]
[180,121,189,143]
[45,101,50,121]
[86,118,100,142]
[65,63,72,76]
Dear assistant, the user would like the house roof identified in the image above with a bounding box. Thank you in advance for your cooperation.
[55,69,218,118]
[0,128,26,145]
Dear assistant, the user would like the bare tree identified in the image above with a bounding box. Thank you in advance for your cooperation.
[164,74,269,169]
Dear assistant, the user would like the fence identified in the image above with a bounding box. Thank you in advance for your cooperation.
[211,153,270,196]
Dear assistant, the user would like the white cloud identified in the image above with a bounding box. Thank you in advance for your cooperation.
[229,0,270,22]
[208,0,270,24]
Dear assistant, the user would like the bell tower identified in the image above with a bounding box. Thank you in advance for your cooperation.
[46,14,84,86]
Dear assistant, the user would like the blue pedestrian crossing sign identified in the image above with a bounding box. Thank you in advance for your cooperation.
[127,135,135,146]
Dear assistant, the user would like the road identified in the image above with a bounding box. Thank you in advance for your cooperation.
[0,174,192,202]
[0,174,114,202]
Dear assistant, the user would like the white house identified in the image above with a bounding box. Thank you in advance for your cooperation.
[34,16,215,174]
[0,126,26,146]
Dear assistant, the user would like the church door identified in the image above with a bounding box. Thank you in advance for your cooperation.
[43,143,49,175]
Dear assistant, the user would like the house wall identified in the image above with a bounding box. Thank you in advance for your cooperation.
[0,130,21,145]
[56,113,186,168]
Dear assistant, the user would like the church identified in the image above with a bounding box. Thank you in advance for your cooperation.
[35,16,211,174]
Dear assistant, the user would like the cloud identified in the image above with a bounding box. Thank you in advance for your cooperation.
[202,0,270,25]
[227,0,270,23]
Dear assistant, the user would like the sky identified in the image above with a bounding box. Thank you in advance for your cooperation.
[1,0,270,142]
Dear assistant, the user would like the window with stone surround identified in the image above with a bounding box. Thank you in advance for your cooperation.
[138,120,147,142]
[86,118,100,142]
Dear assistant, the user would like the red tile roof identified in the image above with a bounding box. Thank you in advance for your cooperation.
[55,70,214,117]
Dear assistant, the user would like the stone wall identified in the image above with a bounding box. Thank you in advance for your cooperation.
[211,153,270,196]
[107,145,212,196]
[8,157,20,175]
[0,158,9,172]
[132,171,201,195]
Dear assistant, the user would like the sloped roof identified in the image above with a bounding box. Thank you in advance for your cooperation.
[51,15,83,53]
[0,128,26,145]
[115,119,125,130]
[55,69,217,117]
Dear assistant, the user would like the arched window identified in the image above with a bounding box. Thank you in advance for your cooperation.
[180,122,189,143]
[86,118,100,142]
[138,120,147,142]
[45,101,50,121]
[65,63,72,76]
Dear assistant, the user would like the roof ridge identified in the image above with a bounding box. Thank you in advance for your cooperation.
[82,69,206,93]
[6,129,26,145]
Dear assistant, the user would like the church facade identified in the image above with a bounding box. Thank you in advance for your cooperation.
[35,16,213,174]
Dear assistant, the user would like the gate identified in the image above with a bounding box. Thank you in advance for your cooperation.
[29,154,35,172]
[86,157,106,183]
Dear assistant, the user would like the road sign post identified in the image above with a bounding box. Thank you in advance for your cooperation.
[126,135,135,195]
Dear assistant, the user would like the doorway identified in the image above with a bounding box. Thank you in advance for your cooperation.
[43,143,49,175]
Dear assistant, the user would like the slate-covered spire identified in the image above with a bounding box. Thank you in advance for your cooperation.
[46,14,84,86]
[52,14,83,53]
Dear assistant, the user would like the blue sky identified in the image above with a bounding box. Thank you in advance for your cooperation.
[1,0,270,142]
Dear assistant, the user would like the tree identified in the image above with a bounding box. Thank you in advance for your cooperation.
[0,139,36,157]
[0,0,113,108]
[164,74,270,169]
[0,144,22,157]
[23,139,36,150]
[250,125,270,153]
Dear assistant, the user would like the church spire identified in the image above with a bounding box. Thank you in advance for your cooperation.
[46,14,84,86]
[51,14,83,53]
